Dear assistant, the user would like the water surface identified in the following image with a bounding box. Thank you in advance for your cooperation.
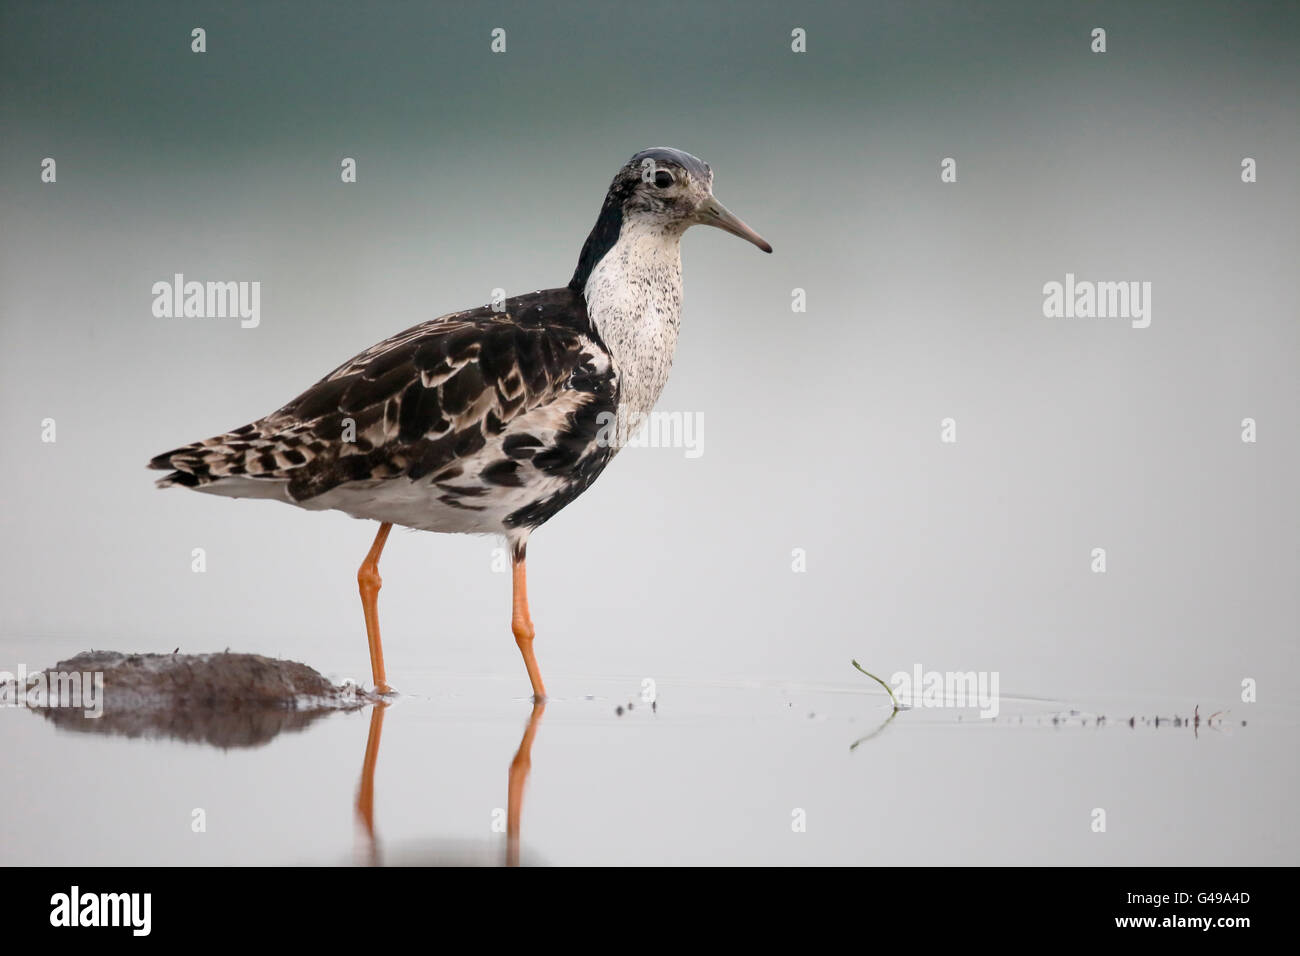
[3,639,1291,866]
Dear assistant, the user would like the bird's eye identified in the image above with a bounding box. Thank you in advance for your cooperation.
[653,170,674,188]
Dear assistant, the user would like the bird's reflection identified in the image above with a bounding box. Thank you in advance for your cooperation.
[353,699,545,867]
[354,702,386,866]
[507,701,545,867]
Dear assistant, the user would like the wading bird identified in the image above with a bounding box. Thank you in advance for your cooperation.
[149,148,771,699]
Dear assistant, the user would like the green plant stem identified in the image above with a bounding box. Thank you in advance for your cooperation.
[851,659,900,712]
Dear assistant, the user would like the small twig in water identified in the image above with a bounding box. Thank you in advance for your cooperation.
[851,659,900,713]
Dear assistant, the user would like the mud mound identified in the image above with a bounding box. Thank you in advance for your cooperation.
[31,651,377,748]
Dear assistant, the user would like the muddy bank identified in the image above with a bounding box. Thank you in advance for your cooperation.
[31,650,377,748]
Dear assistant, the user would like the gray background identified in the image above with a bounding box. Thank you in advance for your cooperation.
[0,0,1295,865]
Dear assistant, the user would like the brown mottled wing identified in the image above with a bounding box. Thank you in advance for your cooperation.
[149,288,618,501]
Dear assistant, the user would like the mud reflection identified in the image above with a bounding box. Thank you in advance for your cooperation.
[40,699,340,748]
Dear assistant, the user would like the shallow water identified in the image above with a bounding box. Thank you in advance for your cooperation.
[2,638,1293,866]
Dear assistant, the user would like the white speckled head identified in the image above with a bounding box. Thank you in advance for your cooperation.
[620,148,772,252]
[570,148,771,292]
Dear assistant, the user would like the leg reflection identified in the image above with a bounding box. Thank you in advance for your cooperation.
[507,701,545,867]
[352,697,544,866]
[354,701,387,866]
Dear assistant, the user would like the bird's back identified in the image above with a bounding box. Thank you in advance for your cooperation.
[149,287,620,532]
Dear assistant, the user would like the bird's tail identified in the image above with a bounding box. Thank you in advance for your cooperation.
[148,422,300,488]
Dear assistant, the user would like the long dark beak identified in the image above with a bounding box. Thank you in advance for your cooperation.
[696,196,772,253]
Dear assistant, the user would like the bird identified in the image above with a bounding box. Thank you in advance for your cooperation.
[148,147,771,699]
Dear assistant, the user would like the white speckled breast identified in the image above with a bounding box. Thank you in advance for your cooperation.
[583,218,685,423]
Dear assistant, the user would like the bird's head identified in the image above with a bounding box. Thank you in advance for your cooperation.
[617,147,772,253]
[570,147,770,290]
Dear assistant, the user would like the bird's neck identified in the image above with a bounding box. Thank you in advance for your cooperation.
[582,218,685,421]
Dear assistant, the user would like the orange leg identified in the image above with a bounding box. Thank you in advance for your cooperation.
[511,549,546,700]
[507,700,545,867]
[358,522,393,694]
[354,701,387,866]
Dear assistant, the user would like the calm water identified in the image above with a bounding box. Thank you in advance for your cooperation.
[2,636,1294,866]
